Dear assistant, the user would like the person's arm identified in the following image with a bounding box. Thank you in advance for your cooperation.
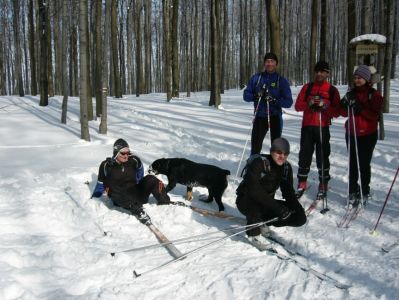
[133,156,144,183]
[294,84,309,112]
[243,74,259,103]
[358,90,383,121]
[276,77,293,108]
[325,86,341,118]
[92,160,108,198]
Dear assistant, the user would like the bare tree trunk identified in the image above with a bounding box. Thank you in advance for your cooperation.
[319,0,327,61]
[46,3,54,97]
[94,0,102,117]
[163,0,172,101]
[21,3,30,95]
[145,0,152,93]
[266,0,281,64]
[100,0,112,135]
[38,0,48,106]
[111,0,121,98]
[0,14,4,95]
[209,0,221,107]
[309,0,318,80]
[361,0,373,33]
[135,0,144,96]
[383,0,394,114]
[61,0,69,124]
[12,0,24,96]
[171,0,179,97]
[79,0,91,141]
[126,4,133,94]
[347,0,356,85]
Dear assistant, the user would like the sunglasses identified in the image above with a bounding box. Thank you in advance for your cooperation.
[119,151,130,156]
[274,150,288,156]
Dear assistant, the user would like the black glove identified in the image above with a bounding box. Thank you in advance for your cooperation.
[308,96,326,111]
[279,207,293,221]
[263,94,276,103]
[341,92,355,109]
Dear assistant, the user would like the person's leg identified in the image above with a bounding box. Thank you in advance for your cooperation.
[315,127,331,192]
[297,127,315,185]
[251,117,268,155]
[358,132,378,196]
[346,133,360,194]
[269,200,307,227]
[270,114,282,142]
[137,175,171,205]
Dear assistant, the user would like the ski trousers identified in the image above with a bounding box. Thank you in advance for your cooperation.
[251,115,282,155]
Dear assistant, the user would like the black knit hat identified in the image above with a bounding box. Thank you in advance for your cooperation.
[264,52,278,64]
[314,61,330,73]
[113,138,129,157]
[270,137,290,154]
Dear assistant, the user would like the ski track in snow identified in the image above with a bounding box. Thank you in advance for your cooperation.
[0,79,398,299]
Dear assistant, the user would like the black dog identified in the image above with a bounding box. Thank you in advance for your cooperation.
[149,158,230,211]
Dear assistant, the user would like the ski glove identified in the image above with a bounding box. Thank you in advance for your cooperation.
[341,92,356,109]
[308,96,327,111]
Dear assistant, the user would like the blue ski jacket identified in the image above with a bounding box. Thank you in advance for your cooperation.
[243,71,293,118]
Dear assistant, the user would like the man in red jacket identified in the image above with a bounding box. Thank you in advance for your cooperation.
[295,61,341,199]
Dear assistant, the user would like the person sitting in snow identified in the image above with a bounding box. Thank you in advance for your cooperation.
[235,137,307,250]
[92,138,170,224]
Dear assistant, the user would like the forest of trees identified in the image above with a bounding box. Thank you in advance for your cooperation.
[0,0,398,140]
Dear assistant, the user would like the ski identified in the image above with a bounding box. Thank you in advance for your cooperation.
[305,197,322,216]
[382,240,399,253]
[144,221,183,259]
[249,235,350,289]
[171,201,245,221]
[263,247,351,290]
[337,205,362,228]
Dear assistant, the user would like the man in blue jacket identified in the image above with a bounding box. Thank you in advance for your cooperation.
[243,53,293,155]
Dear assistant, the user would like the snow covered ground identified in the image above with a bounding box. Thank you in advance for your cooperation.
[1,77,398,299]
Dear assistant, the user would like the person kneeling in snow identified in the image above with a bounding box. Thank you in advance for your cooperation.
[92,138,170,224]
[236,138,306,250]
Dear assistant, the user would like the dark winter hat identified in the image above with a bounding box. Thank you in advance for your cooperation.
[264,52,278,64]
[270,137,290,154]
[314,61,330,73]
[113,138,129,157]
[354,64,371,82]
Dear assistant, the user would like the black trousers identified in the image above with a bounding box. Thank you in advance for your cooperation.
[297,126,331,185]
[251,115,282,155]
[345,131,377,195]
[236,193,306,236]
[112,175,170,214]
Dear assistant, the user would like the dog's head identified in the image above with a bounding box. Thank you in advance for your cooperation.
[148,158,168,175]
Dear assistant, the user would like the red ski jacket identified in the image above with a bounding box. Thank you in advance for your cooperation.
[340,86,383,136]
[295,81,341,127]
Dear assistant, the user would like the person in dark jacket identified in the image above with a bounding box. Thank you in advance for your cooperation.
[92,138,170,223]
[243,53,293,155]
[236,138,306,250]
[339,65,383,205]
[295,61,341,199]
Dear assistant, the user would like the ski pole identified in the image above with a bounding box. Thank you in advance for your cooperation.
[133,217,279,278]
[351,107,364,207]
[266,93,272,145]
[110,223,256,256]
[371,166,399,234]
[234,84,266,185]
[347,107,351,207]
[319,111,329,214]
